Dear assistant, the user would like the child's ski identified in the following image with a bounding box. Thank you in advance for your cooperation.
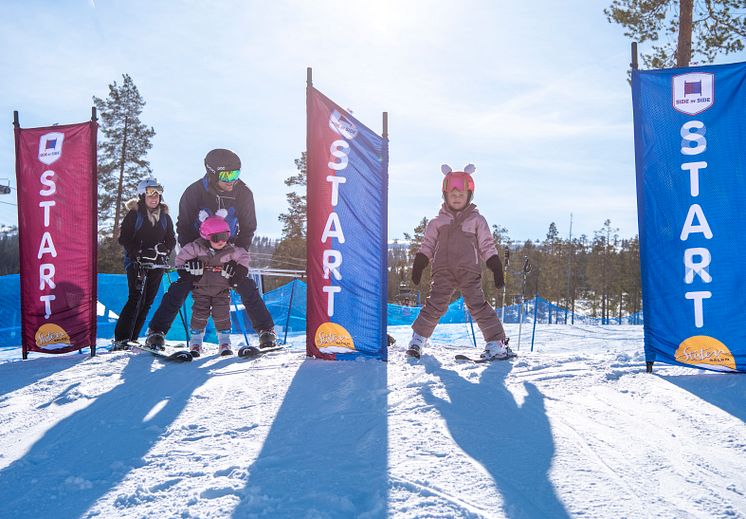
[238,345,284,359]
[131,343,193,362]
[454,351,517,363]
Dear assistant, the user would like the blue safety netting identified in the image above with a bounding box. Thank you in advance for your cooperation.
[0,275,642,348]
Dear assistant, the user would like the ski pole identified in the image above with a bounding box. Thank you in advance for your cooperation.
[282,279,297,346]
[500,247,510,322]
[530,292,539,352]
[516,256,532,351]
[465,297,477,348]
[165,269,190,341]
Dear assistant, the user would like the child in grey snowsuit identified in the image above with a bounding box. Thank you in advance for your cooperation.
[408,164,512,360]
[175,213,250,357]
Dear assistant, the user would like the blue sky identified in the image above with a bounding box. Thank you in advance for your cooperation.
[0,0,724,243]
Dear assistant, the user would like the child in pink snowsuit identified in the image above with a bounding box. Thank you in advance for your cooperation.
[407,164,512,360]
[176,212,250,357]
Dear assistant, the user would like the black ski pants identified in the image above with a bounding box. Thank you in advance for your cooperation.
[114,266,164,342]
[147,274,274,335]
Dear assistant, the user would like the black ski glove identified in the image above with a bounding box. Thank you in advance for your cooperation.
[179,258,204,282]
[221,260,248,287]
[486,255,505,289]
[411,253,429,285]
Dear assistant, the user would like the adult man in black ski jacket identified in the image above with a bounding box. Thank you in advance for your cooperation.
[144,149,276,349]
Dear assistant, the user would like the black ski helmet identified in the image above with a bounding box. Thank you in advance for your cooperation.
[204,148,241,176]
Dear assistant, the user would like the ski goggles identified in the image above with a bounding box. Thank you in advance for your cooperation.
[442,172,474,193]
[217,169,241,182]
[209,232,230,243]
[144,186,163,196]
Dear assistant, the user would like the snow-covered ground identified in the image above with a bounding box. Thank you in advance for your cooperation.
[0,324,744,518]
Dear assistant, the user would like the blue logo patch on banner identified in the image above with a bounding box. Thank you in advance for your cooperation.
[632,61,746,372]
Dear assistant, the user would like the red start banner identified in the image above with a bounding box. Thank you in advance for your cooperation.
[14,120,98,356]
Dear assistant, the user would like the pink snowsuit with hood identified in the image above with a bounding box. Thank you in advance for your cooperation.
[175,239,250,331]
[412,202,506,342]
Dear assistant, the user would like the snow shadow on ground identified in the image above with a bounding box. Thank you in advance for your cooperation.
[0,353,88,397]
[0,354,209,519]
[661,372,746,423]
[421,356,570,518]
[234,358,388,517]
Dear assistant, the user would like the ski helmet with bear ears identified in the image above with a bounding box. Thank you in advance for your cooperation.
[198,209,230,241]
[441,164,476,203]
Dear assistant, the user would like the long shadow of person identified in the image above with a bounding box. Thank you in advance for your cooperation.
[232,358,389,518]
[421,356,569,518]
[0,352,209,519]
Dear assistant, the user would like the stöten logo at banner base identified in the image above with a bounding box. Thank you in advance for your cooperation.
[672,73,714,115]
[38,132,65,165]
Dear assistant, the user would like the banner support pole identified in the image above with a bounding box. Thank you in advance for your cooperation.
[307,67,313,87]
[13,111,26,359]
[631,42,638,70]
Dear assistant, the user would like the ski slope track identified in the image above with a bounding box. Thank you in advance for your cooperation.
[0,324,744,518]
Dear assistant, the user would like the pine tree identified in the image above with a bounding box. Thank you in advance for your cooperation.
[605,0,746,68]
[93,74,155,239]
[273,153,307,270]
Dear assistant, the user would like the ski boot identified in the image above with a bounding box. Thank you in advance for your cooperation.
[406,332,428,359]
[110,339,130,352]
[238,345,261,358]
[145,330,166,351]
[258,329,277,349]
[219,343,233,356]
[480,338,514,361]
[189,344,203,358]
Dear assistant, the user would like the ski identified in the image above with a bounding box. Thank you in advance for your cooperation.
[454,351,517,363]
[238,345,284,359]
[131,343,193,362]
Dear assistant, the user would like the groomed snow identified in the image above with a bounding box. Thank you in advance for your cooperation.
[0,324,744,518]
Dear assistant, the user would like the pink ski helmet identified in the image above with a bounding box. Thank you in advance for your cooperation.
[199,215,230,242]
[441,164,476,194]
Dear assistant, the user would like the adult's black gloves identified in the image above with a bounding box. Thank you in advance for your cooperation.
[486,255,505,289]
[411,253,429,285]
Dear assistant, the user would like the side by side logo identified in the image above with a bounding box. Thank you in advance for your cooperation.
[329,109,358,140]
[672,73,714,115]
[38,132,65,165]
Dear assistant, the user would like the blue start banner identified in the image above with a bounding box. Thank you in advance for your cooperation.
[632,61,746,372]
[306,86,388,361]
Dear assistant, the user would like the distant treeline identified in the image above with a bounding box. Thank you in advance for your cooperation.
[389,218,641,322]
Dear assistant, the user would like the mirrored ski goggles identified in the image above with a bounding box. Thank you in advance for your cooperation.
[145,186,163,196]
[209,232,230,243]
[442,173,474,192]
[217,169,241,182]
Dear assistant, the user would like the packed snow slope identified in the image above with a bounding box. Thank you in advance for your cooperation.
[0,324,744,518]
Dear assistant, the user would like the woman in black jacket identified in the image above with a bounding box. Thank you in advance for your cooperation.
[112,178,176,349]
